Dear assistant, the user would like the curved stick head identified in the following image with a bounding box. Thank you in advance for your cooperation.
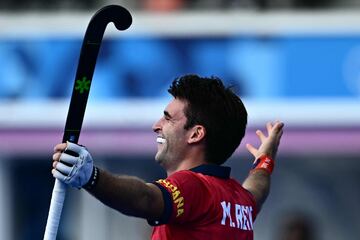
[91,5,132,31]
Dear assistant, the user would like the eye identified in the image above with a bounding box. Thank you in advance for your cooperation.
[163,111,172,121]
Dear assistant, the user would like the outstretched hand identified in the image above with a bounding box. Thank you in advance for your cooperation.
[246,121,284,160]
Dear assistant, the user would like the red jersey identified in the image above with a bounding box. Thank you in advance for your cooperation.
[149,164,257,240]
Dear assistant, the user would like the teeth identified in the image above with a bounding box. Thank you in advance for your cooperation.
[156,137,166,144]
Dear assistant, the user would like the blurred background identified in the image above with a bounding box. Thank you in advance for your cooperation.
[0,0,360,239]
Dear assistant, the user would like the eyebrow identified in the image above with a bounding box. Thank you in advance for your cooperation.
[164,111,172,119]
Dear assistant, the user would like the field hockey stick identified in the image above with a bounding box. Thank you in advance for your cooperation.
[43,5,132,240]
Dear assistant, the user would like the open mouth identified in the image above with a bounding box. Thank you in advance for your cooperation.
[156,137,166,144]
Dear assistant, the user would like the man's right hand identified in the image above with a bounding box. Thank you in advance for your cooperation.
[52,142,94,189]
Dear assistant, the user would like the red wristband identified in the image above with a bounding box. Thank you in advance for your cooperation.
[250,155,274,174]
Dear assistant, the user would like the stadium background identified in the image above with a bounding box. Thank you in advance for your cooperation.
[0,0,359,239]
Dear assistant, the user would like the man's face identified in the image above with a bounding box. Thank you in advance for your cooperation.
[152,98,191,170]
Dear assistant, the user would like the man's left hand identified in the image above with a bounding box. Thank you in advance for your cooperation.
[246,121,284,160]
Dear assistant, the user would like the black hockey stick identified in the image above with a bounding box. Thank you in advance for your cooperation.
[43,5,132,240]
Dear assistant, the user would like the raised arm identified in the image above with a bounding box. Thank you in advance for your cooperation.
[51,142,164,221]
[242,121,284,211]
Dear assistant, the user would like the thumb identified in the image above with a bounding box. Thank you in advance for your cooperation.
[246,143,258,157]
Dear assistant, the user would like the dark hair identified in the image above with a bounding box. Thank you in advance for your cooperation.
[168,74,247,165]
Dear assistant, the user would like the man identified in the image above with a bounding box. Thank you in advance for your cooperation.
[52,74,284,239]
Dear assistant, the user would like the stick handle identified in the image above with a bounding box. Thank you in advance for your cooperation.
[43,180,67,240]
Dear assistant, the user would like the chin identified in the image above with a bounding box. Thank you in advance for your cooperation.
[155,154,170,168]
[155,153,164,164]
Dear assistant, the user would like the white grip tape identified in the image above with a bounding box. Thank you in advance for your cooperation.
[43,179,67,240]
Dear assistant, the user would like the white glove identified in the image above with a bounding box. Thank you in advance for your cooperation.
[52,142,94,189]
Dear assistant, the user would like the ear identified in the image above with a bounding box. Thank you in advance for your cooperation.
[188,125,206,144]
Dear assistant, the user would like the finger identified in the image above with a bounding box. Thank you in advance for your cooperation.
[59,153,78,165]
[52,169,67,182]
[54,143,67,152]
[276,129,284,141]
[279,127,284,135]
[266,122,273,133]
[256,130,266,141]
[246,143,258,156]
[55,162,73,176]
[271,130,283,149]
[52,152,62,162]
[272,122,284,134]
[274,121,284,128]
[65,141,86,155]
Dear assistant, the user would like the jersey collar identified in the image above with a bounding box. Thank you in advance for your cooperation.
[190,164,231,179]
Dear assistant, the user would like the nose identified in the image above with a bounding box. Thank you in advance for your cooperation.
[152,117,163,133]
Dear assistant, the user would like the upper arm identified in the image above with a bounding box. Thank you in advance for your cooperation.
[150,172,210,225]
[145,183,165,220]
